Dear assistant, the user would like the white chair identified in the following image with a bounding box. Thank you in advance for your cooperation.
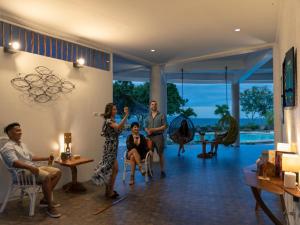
[0,137,41,216]
[122,150,153,183]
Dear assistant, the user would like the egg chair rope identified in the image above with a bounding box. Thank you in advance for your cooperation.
[181,68,184,102]
[225,66,228,106]
[168,68,195,145]
[214,66,238,147]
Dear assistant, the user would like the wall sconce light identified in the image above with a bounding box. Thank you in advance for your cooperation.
[4,41,21,54]
[73,58,85,68]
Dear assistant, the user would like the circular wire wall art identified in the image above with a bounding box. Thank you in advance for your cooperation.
[11,66,75,103]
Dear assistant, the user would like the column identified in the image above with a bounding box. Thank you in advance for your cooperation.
[231,82,240,147]
[150,65,167,115]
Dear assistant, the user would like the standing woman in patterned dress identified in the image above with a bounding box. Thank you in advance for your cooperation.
[92,103,129,198]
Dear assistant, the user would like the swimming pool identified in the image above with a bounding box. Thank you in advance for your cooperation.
[119,131,274,146]
[192,131,274,144]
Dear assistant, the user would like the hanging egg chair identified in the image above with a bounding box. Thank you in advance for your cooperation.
[216,115,238,146]
[168,68,196,145]
[168,114,195,144]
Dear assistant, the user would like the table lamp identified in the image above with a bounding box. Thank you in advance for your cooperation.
[282,154,300,188]
[64,133,72,159]
[275,142,296,177]
[277,142,291,152]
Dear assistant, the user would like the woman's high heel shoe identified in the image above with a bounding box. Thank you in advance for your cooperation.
[138,164,146,176]
[129,174,135,185]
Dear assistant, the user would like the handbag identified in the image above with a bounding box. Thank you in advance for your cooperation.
[152,150,160,162]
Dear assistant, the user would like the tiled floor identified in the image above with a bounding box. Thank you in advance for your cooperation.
[0,144,286,225]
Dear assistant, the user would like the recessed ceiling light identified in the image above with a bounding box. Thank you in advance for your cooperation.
[235,28,241,32]
[150,49,156,52]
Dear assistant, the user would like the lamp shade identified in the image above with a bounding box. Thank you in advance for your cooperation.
[282,154,300,172]
[277,143,291,152]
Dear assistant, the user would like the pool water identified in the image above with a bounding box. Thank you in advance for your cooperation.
[119,131,274,146]
[192,131,274,144]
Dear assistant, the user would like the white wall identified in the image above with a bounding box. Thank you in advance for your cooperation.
[0,47,112,202]
[273,0,300,224]
[274,0,299,146]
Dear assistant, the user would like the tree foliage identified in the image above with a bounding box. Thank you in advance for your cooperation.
[113,81,139,115]
[214,104,230,118]
[113,81,196,117]
[132,82,150,106]
[180,107,197,117]
[240,86,273,120]
[166,83,186,115]
[265,109,274,129]
[214,104,231,130]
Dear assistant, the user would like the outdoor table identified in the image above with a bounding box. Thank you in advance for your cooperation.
[197,140,215,159]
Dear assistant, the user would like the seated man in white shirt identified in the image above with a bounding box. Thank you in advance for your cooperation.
[0,123,62,218]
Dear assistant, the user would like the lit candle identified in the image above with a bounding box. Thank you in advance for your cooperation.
[284,172,297,188]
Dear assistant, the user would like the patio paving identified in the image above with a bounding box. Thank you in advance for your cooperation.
[0,143,286,225]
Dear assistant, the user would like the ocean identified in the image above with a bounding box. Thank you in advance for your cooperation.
[167,117,267,127]
[118,116,268,127]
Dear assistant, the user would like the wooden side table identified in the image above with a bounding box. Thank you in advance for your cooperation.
[243,165,286,225]
[55,157,94,193]
[197,140,215,159]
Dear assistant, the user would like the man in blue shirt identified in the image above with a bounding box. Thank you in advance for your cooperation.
[0,123,62,218]
[145,100,167,178]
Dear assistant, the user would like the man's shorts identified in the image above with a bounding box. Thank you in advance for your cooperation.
[14,166,60,184]
[149,134,164,154]
[36,166,60,183]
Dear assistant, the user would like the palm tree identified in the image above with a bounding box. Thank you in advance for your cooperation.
[214,104,230,117]
[214,104,230,130]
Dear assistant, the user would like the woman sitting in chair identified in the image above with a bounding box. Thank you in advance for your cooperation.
[126,122,149,185]
[171,119,192,157]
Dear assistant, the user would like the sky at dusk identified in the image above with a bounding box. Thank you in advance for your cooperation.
[175,83,273,118]
[124,81,273,119]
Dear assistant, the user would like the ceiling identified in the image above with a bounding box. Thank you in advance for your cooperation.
[114,49,273,83]
[0,0,279,65]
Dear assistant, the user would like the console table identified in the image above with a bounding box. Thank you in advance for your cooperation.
[55,157,94,193]
[243,165,286,225]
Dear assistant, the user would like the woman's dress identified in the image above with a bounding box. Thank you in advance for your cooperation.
[126,134,148,160]
[92,119,120,186]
